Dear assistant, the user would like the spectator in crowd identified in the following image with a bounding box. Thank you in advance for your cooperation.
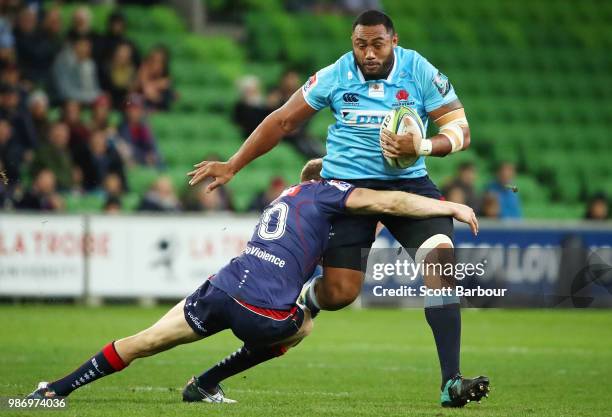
[103,195,121,214]
[268,69,324,158]
[443,161,480,210]
[15,168,64,211]
[134,45,175,111]
[585,193,609,221]
[248,176,286,212]
[28,90,50,145]
[0,83,36,156]
[30,122,79,191]
[66,6,95,42]
[90,94,114,132]
[182,179,233,212]
[13,6,61,87]
[1,63,27,111]
[94,11,139,74]
[52,35,101,105]
[444,184,466,205]
[80,130,126,192]
[118,94,161,167]
[102,172,124,199]
[486,161,522,219]
[61,99,90,161]
[137,176,181,212]
[100,41,137,108]
[232,75,270,138]
[0,14,15,64]
[0,117,21,183]
[0,14,15,69]
[481,192,500,219]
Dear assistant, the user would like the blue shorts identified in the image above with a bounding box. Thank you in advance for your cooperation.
[183,279,305,350]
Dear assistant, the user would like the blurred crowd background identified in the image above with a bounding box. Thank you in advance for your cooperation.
[0,0,610,220]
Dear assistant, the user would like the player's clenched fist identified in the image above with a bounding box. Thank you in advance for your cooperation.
[187,160,235,192]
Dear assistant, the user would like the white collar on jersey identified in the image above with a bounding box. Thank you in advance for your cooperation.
[354,48,398,83]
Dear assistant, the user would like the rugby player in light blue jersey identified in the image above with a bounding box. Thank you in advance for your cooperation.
[188,10,489,407]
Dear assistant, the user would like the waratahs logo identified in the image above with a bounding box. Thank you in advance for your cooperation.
[340,110,387,127]
[396,89,409,101]
[393,89,415,108]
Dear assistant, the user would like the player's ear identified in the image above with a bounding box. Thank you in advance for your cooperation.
[392,32,398,46]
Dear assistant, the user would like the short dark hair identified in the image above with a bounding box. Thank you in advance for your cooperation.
[352,10,394,34]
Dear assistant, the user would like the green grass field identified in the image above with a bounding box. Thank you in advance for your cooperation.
[1,306,611,417]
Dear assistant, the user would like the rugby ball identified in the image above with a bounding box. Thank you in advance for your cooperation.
[380,106,426,169]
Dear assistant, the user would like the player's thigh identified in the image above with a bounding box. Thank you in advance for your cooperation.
[116,299,202,359]
[382,215,456,288]
[146,299,202,345]
[323,213,379,272]
[383,216,453,256]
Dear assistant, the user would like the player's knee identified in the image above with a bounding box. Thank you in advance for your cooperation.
[415,234,454,265]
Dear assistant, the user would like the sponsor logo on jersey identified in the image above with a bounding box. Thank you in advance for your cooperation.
[244,245,286,268]
[433,71,451,97]
[342,92,359,104]
[340,109,387,127]
[328,180,353,191]
[368,82,385,98]
[302,73,318,95]
[186,311,207,333]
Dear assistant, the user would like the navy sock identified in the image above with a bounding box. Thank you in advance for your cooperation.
[424,305,461,390]
[48,342,127,396]
[197,345,284,389]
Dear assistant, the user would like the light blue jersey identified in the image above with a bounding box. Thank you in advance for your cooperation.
[302,46,458,180]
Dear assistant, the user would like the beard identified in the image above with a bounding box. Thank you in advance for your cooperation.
[354,51,395,80]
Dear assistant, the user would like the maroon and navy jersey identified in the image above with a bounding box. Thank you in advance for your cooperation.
[210,180,355,309]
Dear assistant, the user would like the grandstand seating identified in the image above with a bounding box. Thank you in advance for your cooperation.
[64,1,610,217]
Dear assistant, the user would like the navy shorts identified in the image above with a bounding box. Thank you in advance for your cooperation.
[323,176,454,271]
[183,279,305,350]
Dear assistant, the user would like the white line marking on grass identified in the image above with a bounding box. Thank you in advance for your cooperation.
[105,386,351,397]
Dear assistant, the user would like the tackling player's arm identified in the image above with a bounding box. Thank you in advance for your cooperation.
[188,91,317,191]
[345,188,478,235]
[380,99,471,158]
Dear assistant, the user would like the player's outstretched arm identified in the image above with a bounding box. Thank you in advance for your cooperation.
[345,188,478,235]
[188,90,317,191]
